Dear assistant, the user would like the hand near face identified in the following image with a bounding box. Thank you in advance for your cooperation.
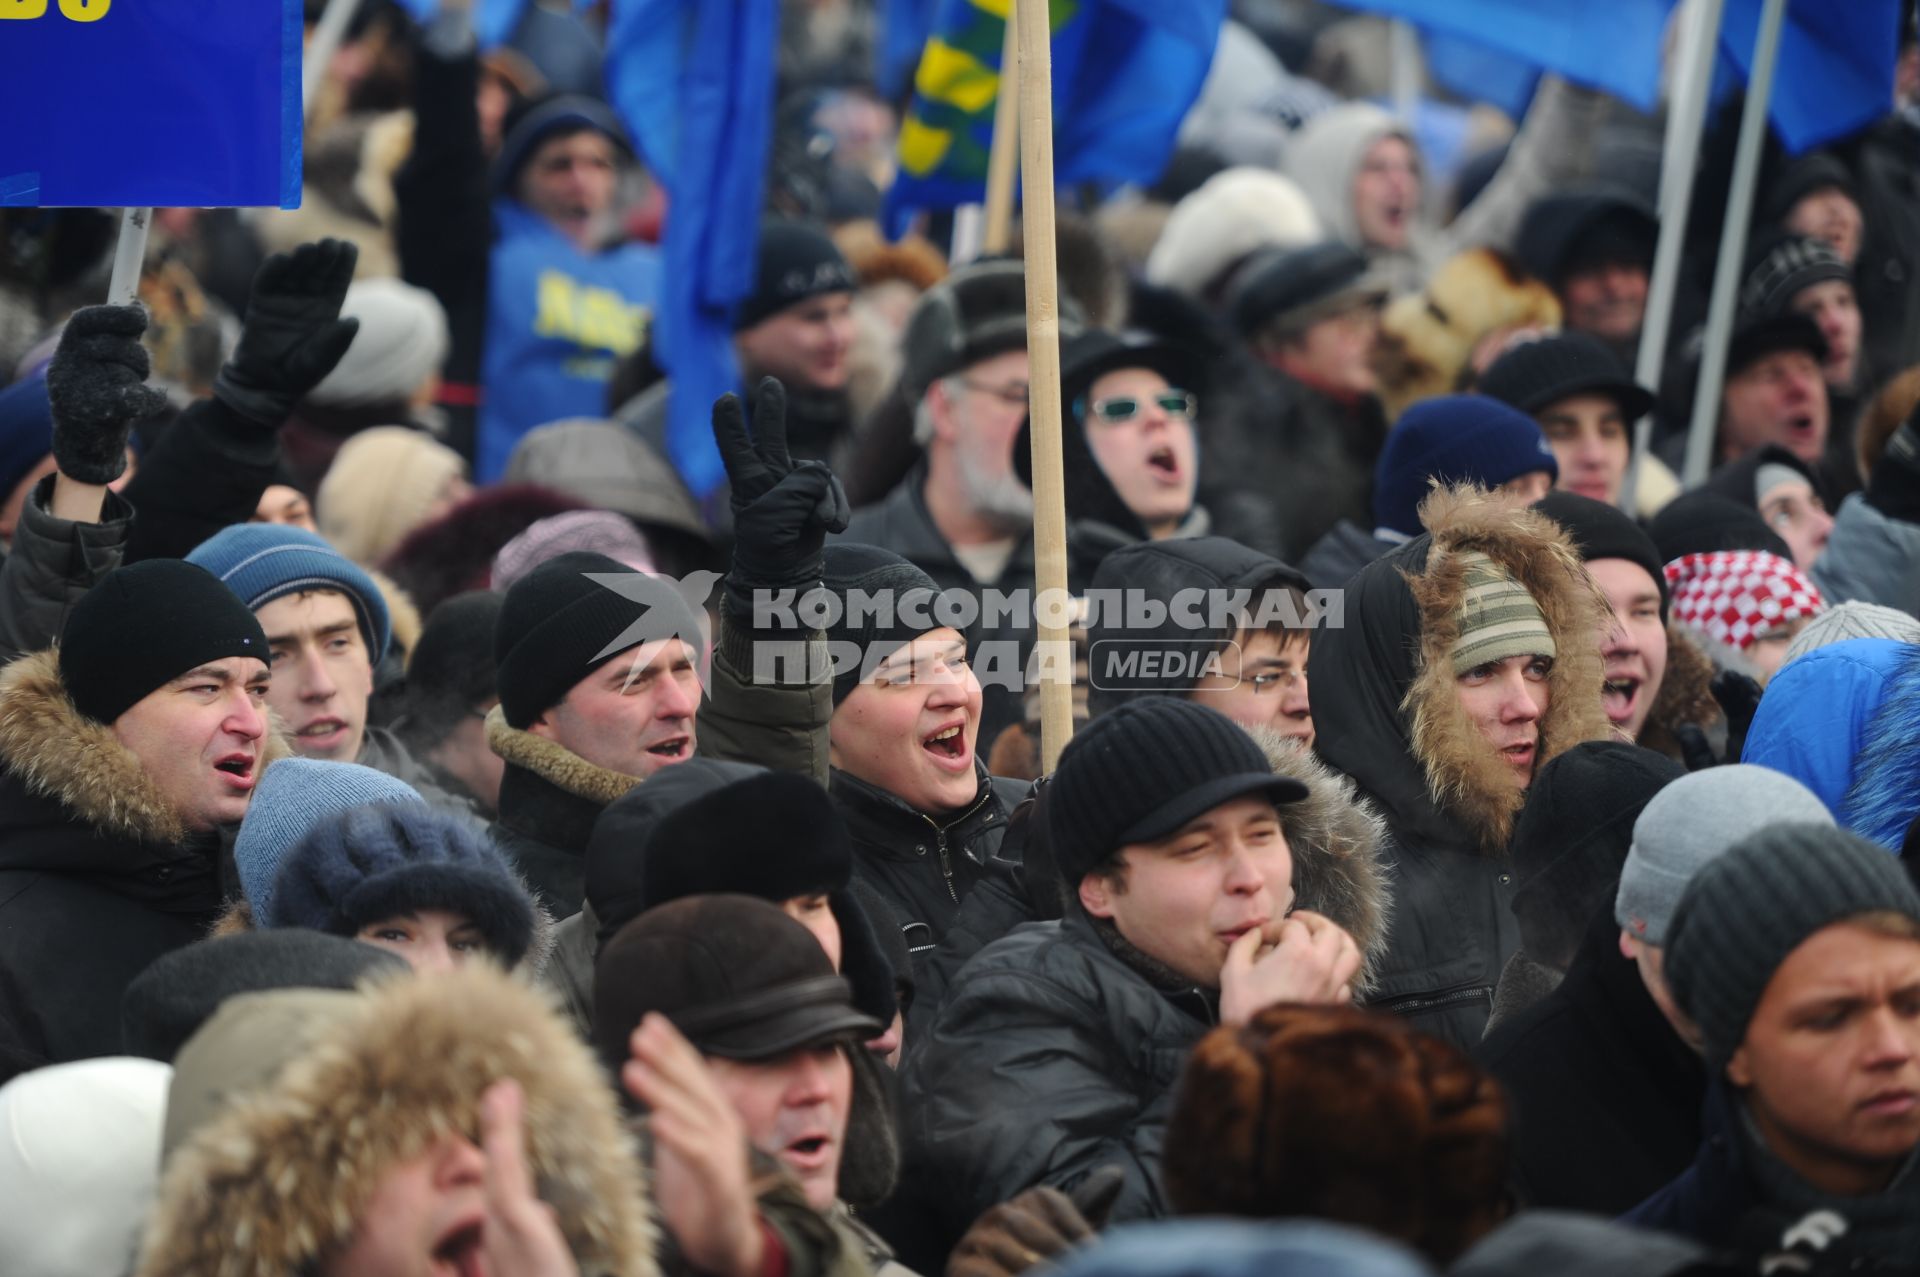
[477,1079,580,1277]
[1219,910,1361,1025]
[621,1014,766,1277]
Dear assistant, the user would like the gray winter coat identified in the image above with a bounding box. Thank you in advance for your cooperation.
[1812,493,1920,615]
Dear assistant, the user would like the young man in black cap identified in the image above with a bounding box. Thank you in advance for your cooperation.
[898,698,1360,1244]
[0,558,282,1065]
[1628,823,1920,1268]
[1516,189,1660,364]
[1479,330,1658,510]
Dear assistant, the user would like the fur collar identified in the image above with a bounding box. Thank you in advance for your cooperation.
[1639,626,1725,764]
[1247,728,1392,993]
[1400,487,1613,853]
[487,704,642,808]
[137,964,657,1277]
[0,649,290,847]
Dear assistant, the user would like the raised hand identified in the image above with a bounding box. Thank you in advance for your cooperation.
[476,1079,580,1277]
[713,377,850,619]
[213,237,360,426]
[1218,909,1362,1025]
[46,304,167,484]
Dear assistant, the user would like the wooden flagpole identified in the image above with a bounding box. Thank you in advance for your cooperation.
[1014,0,1074,773]
[981,12,1022,256]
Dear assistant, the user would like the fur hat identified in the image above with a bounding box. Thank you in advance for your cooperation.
[400,591,505,740]
[1165,1003,1509,1266]
[1144,167,1322,303]
[1374,248,1563,423]
[379,483,586,617]
[316,426,468,567]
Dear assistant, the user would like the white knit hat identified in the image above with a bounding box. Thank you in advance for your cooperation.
[306,278,450,408]
[1783,599,1920,664]
[1144,167,1321,299]
[0,1056,172,1277]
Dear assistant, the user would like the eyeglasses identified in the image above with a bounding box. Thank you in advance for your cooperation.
[1247,668,1306,694]
[1078,390,1198,424]
[958,377,1031,409]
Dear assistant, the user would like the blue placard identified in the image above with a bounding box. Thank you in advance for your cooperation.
[0,0,303,208]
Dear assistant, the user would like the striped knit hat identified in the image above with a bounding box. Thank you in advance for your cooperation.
[1450,550,1554,676]
[1664,549,1824,651]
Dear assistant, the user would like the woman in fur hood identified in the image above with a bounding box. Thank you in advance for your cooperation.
[1311,484,1612,1049]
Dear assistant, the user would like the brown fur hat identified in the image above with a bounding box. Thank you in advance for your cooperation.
[1855,364,1920,483]
[1374,248,1562,423]
[1164,1003,1511,1265]
[137,964,655,1277]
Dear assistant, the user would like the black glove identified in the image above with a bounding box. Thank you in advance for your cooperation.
[946,1167,1125,1277]
[1865,415,1920,525]
[714,376,850,621]
[45,304,168,485]
[1710,668,1764,764]
[212,238,360,426]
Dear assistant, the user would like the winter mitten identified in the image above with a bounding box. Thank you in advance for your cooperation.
[45,304,168,484]
[713,376,850,622]
[213,238,361,426]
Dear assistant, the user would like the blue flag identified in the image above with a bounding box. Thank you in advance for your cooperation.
[605,0,779,502]
[1716,0,1900,154]
[391,0,528,48]
[884,0,1226,234]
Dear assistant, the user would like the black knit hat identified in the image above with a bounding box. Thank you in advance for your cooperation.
[585,757,762,950]
[1647,491,1793,564]
[59,559,269,725]
[270,803,538,968]
[1478,331,1656,421]
[1517,189,1657,290]
[820,543,948,705]
[1085,536,1311,717]
[1534,491,1670,622]
[1739,231,1850,318]
[1226,241,1385,338]
[120,930,407,1062]
[1048,698,1307,888]
[592,894,882,1069]
[734,219,855,332]
[1666,822,1920,1072]
[1725,309,1828,379]
[1509,741,1684,967]
[1758,151,1857,226]
[494,551,705,728]
[403,591,504,738]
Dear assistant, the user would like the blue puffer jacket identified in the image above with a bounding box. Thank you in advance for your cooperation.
[1838,642,1920,848]
[1741,639,1909,828]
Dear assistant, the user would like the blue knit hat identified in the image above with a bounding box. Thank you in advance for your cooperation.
[271,803,537,968]
[234,759,425,926]
[186,524,392,661]
[1372,395,1559,538]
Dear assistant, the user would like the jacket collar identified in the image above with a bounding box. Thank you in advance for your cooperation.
[829,763,1003,861]
[1065,905,1217,1026]
[487,704,640,849]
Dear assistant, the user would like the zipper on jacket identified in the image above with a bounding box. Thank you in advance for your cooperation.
[934,827,957,903]
[1370,985,1492,1015]
[909,783,994,904]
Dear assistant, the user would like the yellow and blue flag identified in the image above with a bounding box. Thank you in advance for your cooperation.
[883,0,1226,235]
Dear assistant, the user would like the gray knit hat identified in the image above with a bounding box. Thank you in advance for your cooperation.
[1615,764,1832,946]
[1665,822,1920,1072]
[1783,600,1920,664]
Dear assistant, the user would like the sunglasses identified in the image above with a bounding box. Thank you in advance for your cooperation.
[1077,389,1197,424]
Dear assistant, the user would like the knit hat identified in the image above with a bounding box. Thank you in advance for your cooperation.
[1372,396,1558,538]
[271,802,537,967]
[1739,231,1851,318]
[1723,309,1828,380]
[1784,600,1920,664]
[233,758,426,925]
[501,420,709,540]
[305,279,450,408]
[0,1057,172,1277]
[1448,550,1554,676]
[1227,241,1387,339]
[1664,549,1824,652]
[1049,698,1308,888]
[57,560,268,726]
[1665,822,1920,1072]
[121,929,407,1062]
[493,509,656,590]
[1509,742,1684,966]
[493,93,630,196]
[1647,491,1793,563]
[1615,763,1834,946]
[401,591,505,739]
[1533,490,1669,622]
[186,523,393,662]
[901,259,1056,403]
[820,543,947,705]
[1476,330,1655,421]
[593,894,882,1069]
[1050,1220,1433,1277]
[1143,167,1323,302]
[734,219,856,332]
[1758,150,1857,226]
[493,550,705,728]
[316,425,468,566]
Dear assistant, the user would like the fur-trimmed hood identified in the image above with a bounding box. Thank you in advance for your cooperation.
[1843,642,1920,849]
[0,649,291,854]
[1249,727,1392,993]
[1312,486,1612,855]
[487,704,642,810]
[137,964,657,1277]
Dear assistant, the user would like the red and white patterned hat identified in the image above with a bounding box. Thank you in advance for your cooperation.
[1663,550,1825,650]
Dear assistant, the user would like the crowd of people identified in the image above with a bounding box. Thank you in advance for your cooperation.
[3,1,1920,1274]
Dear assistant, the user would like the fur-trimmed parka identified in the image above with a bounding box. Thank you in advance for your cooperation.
[0,650,290,1064]
[1312,485,1611,1048]
[137,963,657,1277]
